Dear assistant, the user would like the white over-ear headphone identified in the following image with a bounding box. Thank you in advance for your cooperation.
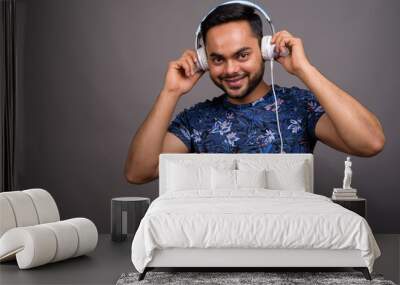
[195,0,288,71]
[194,0,287,153]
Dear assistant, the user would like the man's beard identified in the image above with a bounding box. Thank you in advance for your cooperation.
[211,62,265,100]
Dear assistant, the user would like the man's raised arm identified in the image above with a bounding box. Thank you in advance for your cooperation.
[124,50,204,184]
[271,31,385,156]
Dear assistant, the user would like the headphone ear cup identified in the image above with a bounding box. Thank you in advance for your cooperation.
[261,35,275,61]
[196,46,208,71]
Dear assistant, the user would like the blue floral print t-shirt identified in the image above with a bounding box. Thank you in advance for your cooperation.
[167,85,325,153]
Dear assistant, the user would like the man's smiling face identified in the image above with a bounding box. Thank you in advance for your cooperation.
[205,20,265,100]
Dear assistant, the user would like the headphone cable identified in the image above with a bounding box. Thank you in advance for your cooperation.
[270,59,284,153]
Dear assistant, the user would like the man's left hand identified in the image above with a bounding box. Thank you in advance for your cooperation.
[271,30,312,76]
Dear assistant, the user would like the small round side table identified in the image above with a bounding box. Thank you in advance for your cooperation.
[111,197,150,242]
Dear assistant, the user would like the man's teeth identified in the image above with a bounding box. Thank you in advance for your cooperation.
[226,76,244,82]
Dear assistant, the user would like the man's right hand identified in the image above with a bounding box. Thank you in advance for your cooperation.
[162,49,205,97]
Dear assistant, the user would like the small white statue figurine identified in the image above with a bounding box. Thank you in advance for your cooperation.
[342,156,353,189]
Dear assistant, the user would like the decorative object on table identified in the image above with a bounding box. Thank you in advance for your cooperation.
[332,197,367,219]
[116,271,395,285]
[343,156,353,189]
[111,197,150,242]
[332,156,358,199]
[0,189,98,269]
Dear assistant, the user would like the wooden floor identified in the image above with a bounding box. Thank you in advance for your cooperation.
[0,234,398,285]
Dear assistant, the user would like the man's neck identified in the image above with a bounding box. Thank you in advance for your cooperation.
[226,81,271,105]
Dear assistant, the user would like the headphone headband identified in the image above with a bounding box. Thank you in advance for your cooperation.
[195,0,275,50]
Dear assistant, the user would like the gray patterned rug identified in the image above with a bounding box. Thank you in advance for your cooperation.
[116,271,397,285]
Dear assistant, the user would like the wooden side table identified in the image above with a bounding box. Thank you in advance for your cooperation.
[331,197,367,219]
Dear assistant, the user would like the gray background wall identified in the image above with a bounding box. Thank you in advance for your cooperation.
[13,0,399,233]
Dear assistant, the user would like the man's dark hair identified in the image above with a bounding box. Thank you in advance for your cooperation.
[200,3,263,46]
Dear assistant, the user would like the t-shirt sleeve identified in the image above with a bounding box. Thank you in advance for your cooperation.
[167,109,193,152]
[297,88,326,141]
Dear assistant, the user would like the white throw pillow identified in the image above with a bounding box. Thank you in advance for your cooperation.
[237,169,267,188]
[166,159,236,192]
[238,159,308,191]
[211,168,268,190]
[266,167,306,191]
[167,162,211,191]
[211,168,236,190]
